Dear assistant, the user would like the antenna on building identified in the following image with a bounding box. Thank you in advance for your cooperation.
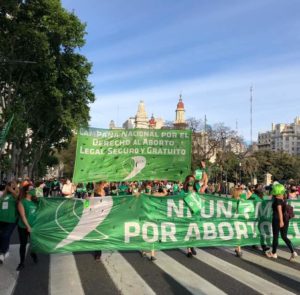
[250,85,253,145]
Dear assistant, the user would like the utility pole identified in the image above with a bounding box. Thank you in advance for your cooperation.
[250,85,253,146]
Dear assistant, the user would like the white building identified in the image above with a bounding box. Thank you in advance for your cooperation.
[258,117,300,155]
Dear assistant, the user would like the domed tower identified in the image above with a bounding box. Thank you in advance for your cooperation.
[135,100,149,129]
[149,114,156,129]
[174,95,188,129]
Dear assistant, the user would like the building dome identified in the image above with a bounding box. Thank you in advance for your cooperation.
[177,96,184,109]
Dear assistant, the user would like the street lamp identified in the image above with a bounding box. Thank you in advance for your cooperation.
[239,162,242,184]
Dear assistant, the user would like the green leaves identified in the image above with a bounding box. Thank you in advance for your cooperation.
[0,0,95,178]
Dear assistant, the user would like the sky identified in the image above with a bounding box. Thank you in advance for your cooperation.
[61,0,300,142]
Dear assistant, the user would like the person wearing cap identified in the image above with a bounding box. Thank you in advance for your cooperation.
[266,184,298,261]
[16,185,39,271]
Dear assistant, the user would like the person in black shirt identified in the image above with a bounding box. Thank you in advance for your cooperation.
[266,184,297,260]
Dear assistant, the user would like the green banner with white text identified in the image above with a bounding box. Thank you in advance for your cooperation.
[31,195,300,253]
[72,128,192,183]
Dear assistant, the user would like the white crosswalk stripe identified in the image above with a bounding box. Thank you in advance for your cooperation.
[2,246,300,295]
[49,253,85,295]
[0,245,20,295]
[101,251,155,295]
[154,251,226,295]
[223,248,300,283]
[275,249,300,263]
[190,248,296,295]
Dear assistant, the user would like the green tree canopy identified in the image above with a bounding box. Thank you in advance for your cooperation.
[0,0,94,179]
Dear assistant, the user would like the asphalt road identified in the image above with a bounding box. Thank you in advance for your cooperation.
[1,229,300,295]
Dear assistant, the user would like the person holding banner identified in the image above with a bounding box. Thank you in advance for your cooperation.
[93,181,107,261]
[0,181,19,264]
[266,184,298,261]
[194,161,208,194]
[232,186,243,257]
[16,184,38,271]
[181,175,198,257]
[140,184,168,261]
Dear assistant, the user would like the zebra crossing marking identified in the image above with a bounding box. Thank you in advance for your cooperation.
[0,245,20,295]
[191,248,296,295]
[101,252,155,295]
[154,251,226,295]
[275,249,300,264]
[223,248,300,283]
[49,253,85,295]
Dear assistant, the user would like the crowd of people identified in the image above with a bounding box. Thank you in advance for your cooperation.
[0,163,299,270]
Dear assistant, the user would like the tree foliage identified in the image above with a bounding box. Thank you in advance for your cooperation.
[0,0,94,179]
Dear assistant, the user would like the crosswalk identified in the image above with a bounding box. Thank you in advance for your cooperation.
[0,245,299,295]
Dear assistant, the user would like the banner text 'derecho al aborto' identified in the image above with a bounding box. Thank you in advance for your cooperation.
[73,128,192,183]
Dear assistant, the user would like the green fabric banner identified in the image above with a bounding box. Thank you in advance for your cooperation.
[72,128,192,183]
[0,115,14,149]
[31,195,300,253]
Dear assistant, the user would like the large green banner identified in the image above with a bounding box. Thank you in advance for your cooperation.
[31,195,300,253]
[72,128,192,183]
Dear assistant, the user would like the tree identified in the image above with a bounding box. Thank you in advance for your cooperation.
[0,0,95,179]
[192,122,243,168]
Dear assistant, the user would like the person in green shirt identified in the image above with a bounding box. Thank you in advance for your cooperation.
[16,184,38,271]
[194,160,208,194]
[0,181,19,264]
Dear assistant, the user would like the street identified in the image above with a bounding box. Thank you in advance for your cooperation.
[1,230,299,295]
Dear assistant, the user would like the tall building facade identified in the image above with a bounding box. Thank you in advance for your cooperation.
[258,117,300,155]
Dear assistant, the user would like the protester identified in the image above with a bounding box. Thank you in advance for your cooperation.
[0,181,19,264]
[140,184,168,261]
[288,184,299,200]
[93,181,107,261]
[51,178,61,197]
[61,179,75,198]
[266,184,298,260]
[75,183,87,199]
[17,184,38,271]
[194,160,208,193]
[181,175,198,257]
[232,185,243,257]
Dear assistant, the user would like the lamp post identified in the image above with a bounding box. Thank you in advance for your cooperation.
[239,162,242,184]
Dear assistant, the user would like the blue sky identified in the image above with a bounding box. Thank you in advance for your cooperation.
[62,0,300,141]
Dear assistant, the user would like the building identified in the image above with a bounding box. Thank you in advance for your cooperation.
[134,100,149,129]
[173,95,188,129]
[121,100,166,130]
[258,117,300,155]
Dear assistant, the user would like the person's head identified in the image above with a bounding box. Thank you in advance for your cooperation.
[271,183,285,197]
[290,185,298,193]
[19,184,36,200]
[200,160,206,168]
[232,186,243,200]
[66,179,71,185]
[183,175,196,192]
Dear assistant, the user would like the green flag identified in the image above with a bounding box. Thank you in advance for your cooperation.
[73,128,192,183]
[0,115,14,149]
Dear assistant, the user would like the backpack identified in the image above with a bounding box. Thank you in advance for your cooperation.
[284,203,295,220]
